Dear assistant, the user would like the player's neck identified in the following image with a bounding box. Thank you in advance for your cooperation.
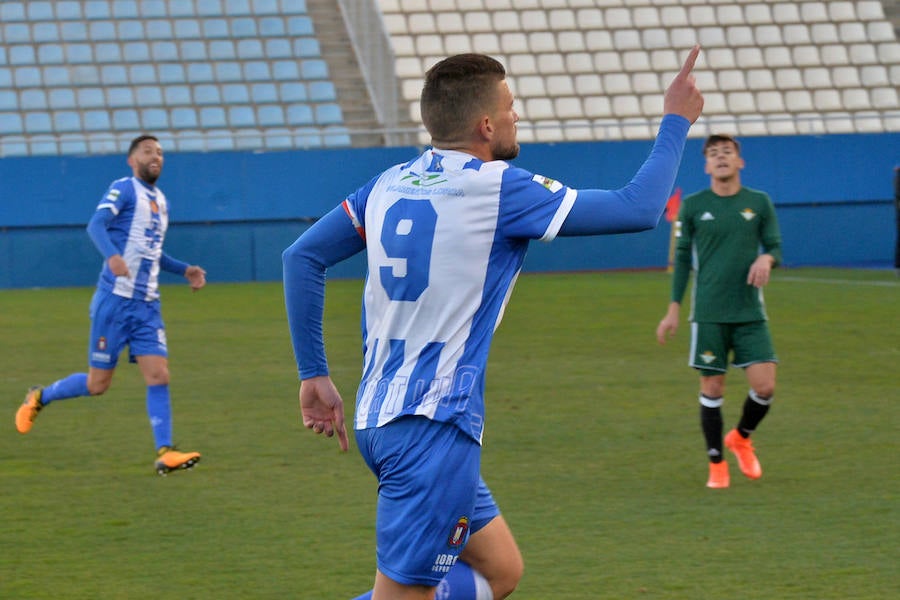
[710,176,741,197]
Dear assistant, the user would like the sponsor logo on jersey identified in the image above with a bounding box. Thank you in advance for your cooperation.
[699,350,716,364]
[401,171,447,187]
[533,174,563,193]
[105,189,121,201]
[700,211,715,221]
[448,516,469,547]
[740,208,756,221]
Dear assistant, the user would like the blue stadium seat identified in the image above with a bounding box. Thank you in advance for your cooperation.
[129,64,157,85]
[235,129,264,150]
[0,93,16,111]
[21,89,49,110]
[112,0,140,18]
[260,17,286,36]
[139,0,168,18]
[228,105,256,128]
[146,20,173,39]
[1,136,28,156]
[169,3,197,18]
[273,61,300,81]
[15,67,42,87]
[158,63,186,84]
[180,41,207,61]
[300,60,329,80]
[194,84,222,105]
[77,88,106,109]
[0,68,11,88]
[86,132,118,154]
[56,1,83,20]
[286,104,314,126]
[153,43,181,64]
[33,23,60,43]
[42,66,71,86]
[174,19,202,39]
[89,21,117,41]
[84,1,112,20]
[10,46,37,65]
[323,127,352,148]
[59,134,88,155]
[203,18,230,38]
[37,44,65,65]
[201,105,228,128]
[112,109,140,130]
[294,38,321,58]
[118,20,145,41]
[215,62,243,82]
[279,82,308,102]
[205,130,236,151]
[293,127,323,149]
[197,0,225,17]
[171,107,198,129]
[0,2,26,22]
[49,88,77,109]
[308,81,337,102]
[262,128,293,150]
[93,42,122,63]
[286,16,314,36]
[60,22,88,41]
[282,0,308,15]
[256,105,285,126]
[106,87,135,108]
[100,65,128,85]
[209,40,237,60]
[225,0,252,16]
[66,44,94,64]
[0,113,24,134]
[142,108,169,129]
[250,83,279,104]
[238,40,265,60]
[24,111,53,133]
[187,63,214,83]
[123,42,151,63]
[53,111,82,132]
[252,0,281,15]
[83,110,112,131]
[29,135,59,155]
[232,18,258,38]
[243,61,272,82]
[4,24,32,43]
[135,86,163,107]
[265,39,293,59]
[164,85,192,106]
[315,104,344,126]
[27,1,55,20]
[222,83,250,103]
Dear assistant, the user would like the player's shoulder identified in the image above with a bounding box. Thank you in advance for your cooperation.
[681,188,713,208]
[102,176,135,202]
[739,186,774,204]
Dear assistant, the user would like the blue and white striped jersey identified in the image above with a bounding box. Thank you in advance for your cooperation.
[94,177,169,301]
[342,149,576,443]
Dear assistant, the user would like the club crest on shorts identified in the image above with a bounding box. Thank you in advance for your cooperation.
[97,337,107,351]
[448,516,469,547]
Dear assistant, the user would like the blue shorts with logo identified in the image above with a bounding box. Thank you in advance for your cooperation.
[355,415,500,587]
[88,289,167,369]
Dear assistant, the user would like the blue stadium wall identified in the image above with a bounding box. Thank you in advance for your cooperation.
[1,132,897,289]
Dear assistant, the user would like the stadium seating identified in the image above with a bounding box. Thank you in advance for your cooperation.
[0,0,897,155]
[0,0,343,155]
[377,0,899,143]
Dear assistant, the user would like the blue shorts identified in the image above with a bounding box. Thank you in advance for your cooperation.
[355,416,501,587]
[88,290,167,369]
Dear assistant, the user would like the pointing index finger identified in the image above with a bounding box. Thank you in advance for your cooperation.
[679,45,701,77]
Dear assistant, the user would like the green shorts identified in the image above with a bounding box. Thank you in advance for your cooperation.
[689,321,777,376]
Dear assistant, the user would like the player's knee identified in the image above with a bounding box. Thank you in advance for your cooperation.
[87,379,111,395]
[752,383,775,401]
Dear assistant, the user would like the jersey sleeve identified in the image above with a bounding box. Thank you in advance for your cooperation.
[496,166,577,241]
[96,178,133,215]
[760,193,783,266]
[670,199,694,303]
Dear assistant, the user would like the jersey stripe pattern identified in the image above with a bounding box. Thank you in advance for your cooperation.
[344,149,576,443]
[95,177,169,301]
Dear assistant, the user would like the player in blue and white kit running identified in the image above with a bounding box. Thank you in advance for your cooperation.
[284,49,704,600]
[16,135,206,476]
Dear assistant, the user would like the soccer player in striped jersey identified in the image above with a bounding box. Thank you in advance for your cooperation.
[284,49,703,600]
[656,134,783,489]
[15,134,206,476]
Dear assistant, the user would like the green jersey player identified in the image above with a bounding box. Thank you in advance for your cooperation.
[657,134,783,489]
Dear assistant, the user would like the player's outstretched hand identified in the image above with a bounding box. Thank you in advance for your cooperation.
[299,375,350,452]
[664,45,704,124]
[185,265,207,291]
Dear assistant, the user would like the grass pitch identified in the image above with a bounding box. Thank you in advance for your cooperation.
[0,268,897,599]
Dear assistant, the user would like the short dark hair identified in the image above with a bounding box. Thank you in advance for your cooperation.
[420,54,506,144]
[703,134,741,156]
[128,134,159,156]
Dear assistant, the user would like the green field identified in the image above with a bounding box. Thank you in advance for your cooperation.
[1,268,897,599]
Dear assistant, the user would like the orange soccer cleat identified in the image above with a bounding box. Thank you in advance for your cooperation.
[154,446,201,476]
[16,387,44,434]
[706,461,730,489]
[724,429,762,479]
